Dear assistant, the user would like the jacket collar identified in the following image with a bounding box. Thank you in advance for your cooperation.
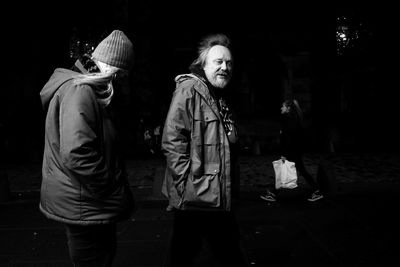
[192,76,222,121]
[175,73,221,121]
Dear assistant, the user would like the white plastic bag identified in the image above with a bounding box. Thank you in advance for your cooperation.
[273,159,298,189]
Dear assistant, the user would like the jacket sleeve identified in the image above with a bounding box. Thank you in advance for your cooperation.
[59,84,110,197]
[161,85,194,196]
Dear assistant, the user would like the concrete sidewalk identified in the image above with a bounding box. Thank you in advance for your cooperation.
[5,153,400,194]
[1,153,400,266]
[1,186,400,267]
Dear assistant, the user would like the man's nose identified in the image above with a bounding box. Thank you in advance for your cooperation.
[221,61,227,70]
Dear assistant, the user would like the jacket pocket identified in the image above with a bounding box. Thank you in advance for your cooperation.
[192,110,220,173]
[183,163,221,208]
[193,109,219,145]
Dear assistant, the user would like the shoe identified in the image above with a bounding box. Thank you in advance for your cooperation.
[260,191,276,202]
[307,190,324,202]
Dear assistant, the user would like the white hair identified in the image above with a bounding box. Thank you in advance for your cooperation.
[73,60,128,107]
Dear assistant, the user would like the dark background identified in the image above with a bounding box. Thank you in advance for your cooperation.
[1,1,395,164]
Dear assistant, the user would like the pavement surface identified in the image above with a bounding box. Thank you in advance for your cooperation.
[1,152,400,266]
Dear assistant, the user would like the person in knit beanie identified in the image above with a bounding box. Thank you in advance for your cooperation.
[39,30,135,266]
[92,29,134,71]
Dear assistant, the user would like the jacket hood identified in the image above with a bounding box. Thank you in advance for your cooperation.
[40,68,79,110]
[174,73,200,84]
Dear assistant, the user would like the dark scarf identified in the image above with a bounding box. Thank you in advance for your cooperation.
[190,65,238,144]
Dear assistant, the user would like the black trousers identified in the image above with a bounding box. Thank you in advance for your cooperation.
[287,153,318,191]
[166,209,249,267]
[65,223,116,267]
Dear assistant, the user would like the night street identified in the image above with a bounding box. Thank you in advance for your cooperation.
[2,153,400,266]
[1,1,397,266]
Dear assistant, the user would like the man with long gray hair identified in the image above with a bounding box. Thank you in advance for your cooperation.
[162,33,248,267]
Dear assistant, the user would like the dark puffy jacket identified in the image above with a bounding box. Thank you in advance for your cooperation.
[39,68,134,225]
[162,74,232,211]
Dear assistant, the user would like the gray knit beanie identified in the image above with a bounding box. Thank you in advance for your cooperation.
[92,30,134,70]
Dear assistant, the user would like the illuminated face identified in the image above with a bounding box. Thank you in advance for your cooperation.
[203,45,233,89]
[281,103,290,114]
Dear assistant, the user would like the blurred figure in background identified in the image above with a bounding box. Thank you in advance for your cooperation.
[261,99,323,202]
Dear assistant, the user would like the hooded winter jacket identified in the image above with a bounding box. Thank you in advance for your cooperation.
[162,74,232,211]
[39,67,134,225]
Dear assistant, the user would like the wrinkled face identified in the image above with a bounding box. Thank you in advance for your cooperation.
[203,45,233,89]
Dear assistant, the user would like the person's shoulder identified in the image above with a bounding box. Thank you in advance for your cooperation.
[174,74,201,96]
[174,73,198,83]
[175,73,201,87]
[61,81,96,105]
